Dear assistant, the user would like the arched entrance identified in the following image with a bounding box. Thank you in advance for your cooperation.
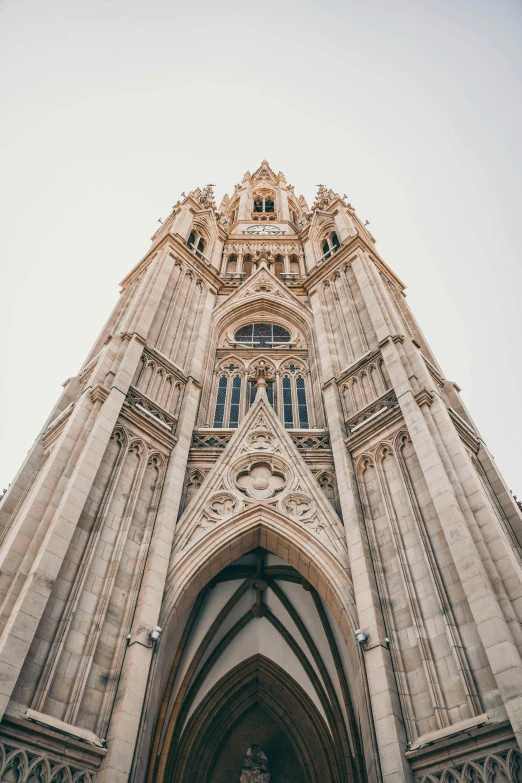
[169,655,344,783]
[143,527,373,783]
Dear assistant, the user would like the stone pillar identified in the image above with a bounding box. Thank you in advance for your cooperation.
[0,333,146,719]
[350,252,522,750]
[96,380,202,783]
[309,290,412,783]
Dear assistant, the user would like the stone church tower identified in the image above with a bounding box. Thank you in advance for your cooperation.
[1,161,522,783]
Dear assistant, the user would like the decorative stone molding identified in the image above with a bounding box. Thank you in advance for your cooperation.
[414,388,434,408]
[207,492,240,518]
[415,746,522,783]
[281,493,314,519]
[290,432,331,451]
[191,430,233,449]
[0,732,100,783]
[346,389,398,433]
[246,429,276,451]
[125,387,177,431]
[235,460,287,500]
[90,384,109,404]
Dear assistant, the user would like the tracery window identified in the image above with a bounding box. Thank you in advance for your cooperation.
[280,362,309,428]
[234,323,291,348]
[213,363,243,428]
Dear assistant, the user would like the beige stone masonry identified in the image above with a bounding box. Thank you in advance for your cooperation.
[0,334,147,720]
[310,287,413,783]
[350,252,522,749]
[96,380,202,783]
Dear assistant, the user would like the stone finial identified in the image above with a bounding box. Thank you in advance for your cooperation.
[247,359,275,399]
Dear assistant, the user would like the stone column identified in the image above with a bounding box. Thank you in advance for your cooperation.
[350,252,522,750]
[0,333,146,719]
[95,379,202,783]
[309,289,412,783]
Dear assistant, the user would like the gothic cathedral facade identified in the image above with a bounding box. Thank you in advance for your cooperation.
[1,161,522,783]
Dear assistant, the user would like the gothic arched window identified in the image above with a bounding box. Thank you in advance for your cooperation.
[187,228,208,260]
[213,363,243,428]
[234,323,291,348]
[280,362,309,428]
[321,231,340,260]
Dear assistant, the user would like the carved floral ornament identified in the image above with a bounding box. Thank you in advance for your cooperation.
[281,493,314,519]
[247,359,276,386]
[234,459,287,500]
[207,492,240,518]
[246,429,276,451]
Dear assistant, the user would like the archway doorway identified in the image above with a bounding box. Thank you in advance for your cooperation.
[146,548,368,783]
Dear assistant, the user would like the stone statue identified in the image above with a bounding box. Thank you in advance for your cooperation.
[240,744,270,783]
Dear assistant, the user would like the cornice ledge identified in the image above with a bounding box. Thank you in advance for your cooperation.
[90,384,110,404]
[119,331,147,345]
[378,334,405,348]
[414,388,434,408]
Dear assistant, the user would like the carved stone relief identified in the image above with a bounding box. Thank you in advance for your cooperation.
[246,429,276,451]
[235,461,286,500]
[282,493,314,519]
[207,492,239,518]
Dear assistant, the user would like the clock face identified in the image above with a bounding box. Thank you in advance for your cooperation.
[246,224,282,235]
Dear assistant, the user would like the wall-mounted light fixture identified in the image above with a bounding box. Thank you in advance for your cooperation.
[148,626,163,644]
[355,628,369,645]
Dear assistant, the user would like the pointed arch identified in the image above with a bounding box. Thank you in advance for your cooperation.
[162,504,356,647]
[164,656,346,783]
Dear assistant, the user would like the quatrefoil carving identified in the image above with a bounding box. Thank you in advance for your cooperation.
[235,461,286,500]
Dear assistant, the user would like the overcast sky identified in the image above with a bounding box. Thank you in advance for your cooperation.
[1,0,521,494]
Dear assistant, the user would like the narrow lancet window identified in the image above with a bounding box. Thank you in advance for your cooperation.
[229,374,242,428]
[213,375,228,427]
[282,375,293,428]
[296,374,309,427]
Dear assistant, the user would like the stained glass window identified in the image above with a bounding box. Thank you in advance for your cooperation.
[296,374,309,427]
[282,375,293,428]
[229,375,242,427]
[266,382,274,406]
[234,324,291,348]
[213,375,228,427]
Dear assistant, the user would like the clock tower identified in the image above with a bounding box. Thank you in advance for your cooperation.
[1,161,522,783]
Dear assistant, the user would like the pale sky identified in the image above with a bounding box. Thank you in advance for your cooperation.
[1,0,521,494]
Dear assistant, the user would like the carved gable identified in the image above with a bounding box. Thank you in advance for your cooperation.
[172,393,347,561]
